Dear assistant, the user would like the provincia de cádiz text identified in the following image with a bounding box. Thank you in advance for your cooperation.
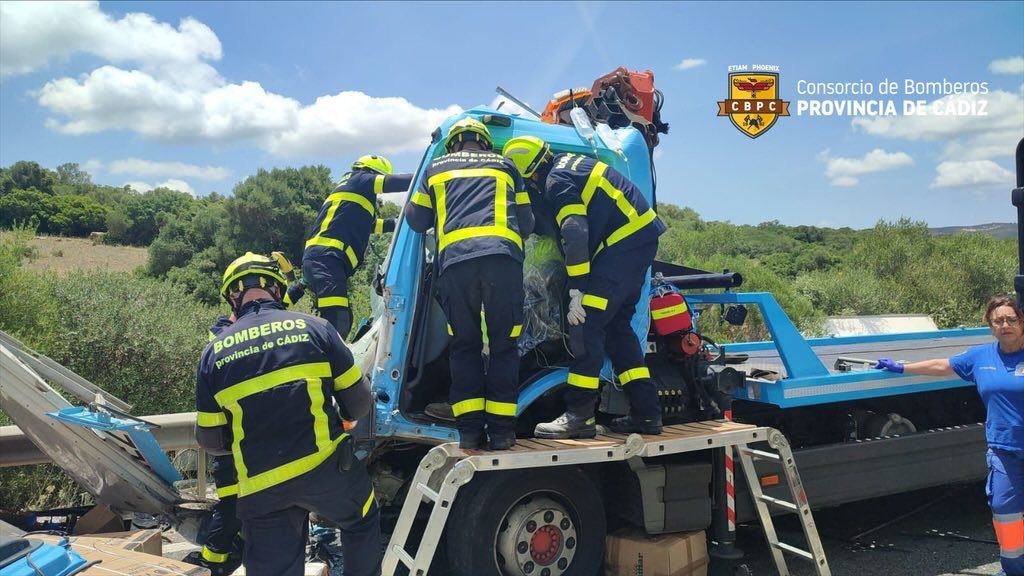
[793,77,989,117]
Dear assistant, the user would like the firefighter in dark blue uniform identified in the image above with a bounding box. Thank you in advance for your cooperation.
[303,155,412,339]
[186,251,307,575]
[195,253,380,576]
[503,136,665,438]
[403,118,534,450]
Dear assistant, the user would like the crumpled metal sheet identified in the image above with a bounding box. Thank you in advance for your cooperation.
[0,344,182,516]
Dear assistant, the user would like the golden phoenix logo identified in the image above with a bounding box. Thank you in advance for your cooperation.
[717,72,791,138]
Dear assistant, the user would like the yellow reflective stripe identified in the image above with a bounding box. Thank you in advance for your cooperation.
[307,378,332,454]
[197,411,228,427]
[485,400,517,416]
[566,261,590,277]
[283,292,295,307]
[452,397,485,416]
[333,364,362,391]
[362,488,376,518]
[510,324,522,337]
[431,168,523,254]
[556,204,587,225]
[303,190,372,258]
[239,434,346,497]
[604,209,657,251]
[446,323,454,336]
[215,362,332,405]
[427,168,514,189]
[567,372,599,389]
[581,294,608,310]
[411,191,433,208]
[216,483,238,498]
[318,296,350,309]
[439,226,522,252]
[494,168,508,231]
[374,175,385,194]
[580,162,608,206]
[227,402,248,487]
[651,301,688,320]
[374,218,384,234]
[202,546,229,563]
[208,330,217,342]
[515,192,531,205]
[303,237,360,269]
[324,191,374,215]
[618,367,651,384]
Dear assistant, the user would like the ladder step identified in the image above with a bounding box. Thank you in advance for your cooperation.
[758,494,798,512]
[773,541,814,562]
[416,482,439,503]
[739,447,781,462]
[391,545,415,569]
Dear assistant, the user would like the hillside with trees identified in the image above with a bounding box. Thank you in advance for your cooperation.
[0,159,1016,510]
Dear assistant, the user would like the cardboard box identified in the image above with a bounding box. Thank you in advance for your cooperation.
[74,529,164,556]
[36,534,209,575]
[605,528,708,576]
[72,505,125,535]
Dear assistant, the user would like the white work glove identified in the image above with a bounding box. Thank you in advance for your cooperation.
[567,289,587,326]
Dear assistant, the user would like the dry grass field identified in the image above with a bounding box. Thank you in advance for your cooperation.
[25,236,148,274]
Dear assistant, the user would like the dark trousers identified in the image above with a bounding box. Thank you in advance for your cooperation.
[204,456,242,562]
[564,240,661,418]
[438,255,524,435]
[303,247,353,339]
[235,450,381,576]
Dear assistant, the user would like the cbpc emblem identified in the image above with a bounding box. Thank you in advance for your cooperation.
[717,72,791,138]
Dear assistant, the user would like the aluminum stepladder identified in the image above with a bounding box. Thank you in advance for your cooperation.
[382,421,830,576]
[735,428,831,576]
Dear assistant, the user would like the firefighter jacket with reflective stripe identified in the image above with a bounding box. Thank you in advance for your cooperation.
[404,150,533,273]
[545,153,665,289]
[304,169,411,274]
[196,300,364,497]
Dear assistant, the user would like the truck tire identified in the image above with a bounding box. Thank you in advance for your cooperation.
[446,467,606,576]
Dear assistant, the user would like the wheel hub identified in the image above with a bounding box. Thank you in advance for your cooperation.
[530,524,561,564]
[496,496,577,576]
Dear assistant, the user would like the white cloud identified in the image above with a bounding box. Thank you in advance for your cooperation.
[931,160,1014,188]
[990,56,1024,75]
[124,178,196,195]
[819,148,914,187]
[81,158,104,175]
[0,1,221,81]
[674,58,707,71]
[14,2,459,157]
[108,158,230,181]
[265,92,461,158]
[851,90,1023,161]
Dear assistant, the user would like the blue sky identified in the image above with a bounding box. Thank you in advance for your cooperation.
[1,1,1021,228]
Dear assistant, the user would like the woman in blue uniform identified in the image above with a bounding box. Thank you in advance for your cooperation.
[877,295,1024,576]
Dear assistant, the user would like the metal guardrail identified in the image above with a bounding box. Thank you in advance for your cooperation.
[0,412,199,467]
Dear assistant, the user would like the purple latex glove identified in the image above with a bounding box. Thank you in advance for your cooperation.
[874,358,904,373]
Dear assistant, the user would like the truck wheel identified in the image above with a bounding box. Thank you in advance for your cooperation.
[446,467,605,576]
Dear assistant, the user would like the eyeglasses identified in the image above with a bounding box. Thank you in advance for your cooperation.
[990,316,1021,327]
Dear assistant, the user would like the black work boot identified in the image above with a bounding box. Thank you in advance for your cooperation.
[609,413,663,435]
[487,429,517,450]
[534,410,597,439]
[182,550,240,576]
[459,429,485,450]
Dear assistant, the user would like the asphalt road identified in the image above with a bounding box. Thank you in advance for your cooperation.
[728,481,1002,576]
